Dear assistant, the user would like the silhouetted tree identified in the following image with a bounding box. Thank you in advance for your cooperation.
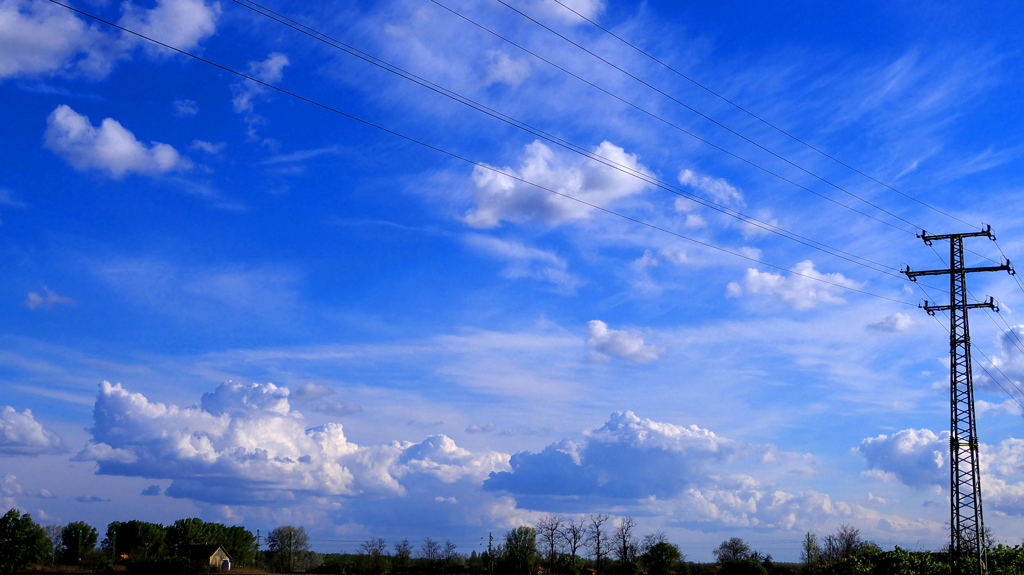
[537,516,564,566]
[442,540,458,566]
[393,538,412,571]
[612,517,638,565]
[103,520,167,560]
[640,541,682,575]
[561,518,586,575]
[801,532,821,569]
[713,538,751,564]
[0,509,49,574]
[498,526,538,575]
[43,524,62,566]
[360,537,388,574]
[587,514,610,574]
[60,521,98,565]
[267,525,311,572]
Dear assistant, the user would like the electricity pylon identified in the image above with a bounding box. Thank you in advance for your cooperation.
[904,225,1014,574]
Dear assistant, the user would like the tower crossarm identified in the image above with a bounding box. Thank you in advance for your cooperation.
[918,225,995,244]
[920,297,998,316]
[904,262,1013,279]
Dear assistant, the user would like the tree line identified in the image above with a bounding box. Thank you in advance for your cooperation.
[7,507,1024,575]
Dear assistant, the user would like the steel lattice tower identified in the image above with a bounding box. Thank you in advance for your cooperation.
[904,226,1013,574]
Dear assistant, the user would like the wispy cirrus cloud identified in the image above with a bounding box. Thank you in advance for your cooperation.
[464,234,581,293]
[25,286,75,310]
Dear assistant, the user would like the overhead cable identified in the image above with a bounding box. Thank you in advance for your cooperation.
[227,0,909,279]
[43,0,918,309]
[546,0,979,231]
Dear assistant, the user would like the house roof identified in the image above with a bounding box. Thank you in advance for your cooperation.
[189,544,231,560]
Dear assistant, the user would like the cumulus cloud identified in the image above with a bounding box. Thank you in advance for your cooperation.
[0,0,219,80]
[76,381,509,505]
[858,428,947,489]
[25,286,74,310]
[45,105,190,178]
[0,0,112,78]
[585,320,662,363]
[0,406,63,456]
[464,234,580,293]
[858,428,1024,516]
[678,169,745,208]
[987,325,1024,389]
[866,312,914,333]
[463,140,653,228]
[726,260,863,310]
[679,485,854,530]
[486,411,741,499]
[118,0,220,56]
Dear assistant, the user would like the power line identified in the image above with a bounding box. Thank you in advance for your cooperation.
[43,0,919,309]
[914,283,1024,414]
[490,0,922,232]
[546,0,979,231]
[227,0,913,282]
[426,0,917,236]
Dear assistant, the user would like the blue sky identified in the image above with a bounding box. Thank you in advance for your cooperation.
[4,0,1024,562]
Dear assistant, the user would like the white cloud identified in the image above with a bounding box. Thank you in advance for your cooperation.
[726,260,863,310]
[486,411,742,499]
[45,105,190,179]
[680,485,854,530]
[311,400,364,417]
[484,50,531,86]
[1,474,22,509]
[485,411,839,529]
[530,0,605,24]
[678,169,745,208]
[866,312,914,333]
[118,0,220,55]
[0,188,28,208]
[463,140,653,228]
[0,0,112,78]
[190,140,225,154]
[0,406,63,456]
[586,320,662,363]
[464,234,581,293]
[175,99,199,117]
[858,428,946,490]
[0,0,219,80]
[76,381,509,505]
[233,52,288,113]
[292,383,335,399]
[858,428,1024,516]
[25,286,74,310]
[976,399,1023,418]
[232,52,288,141]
